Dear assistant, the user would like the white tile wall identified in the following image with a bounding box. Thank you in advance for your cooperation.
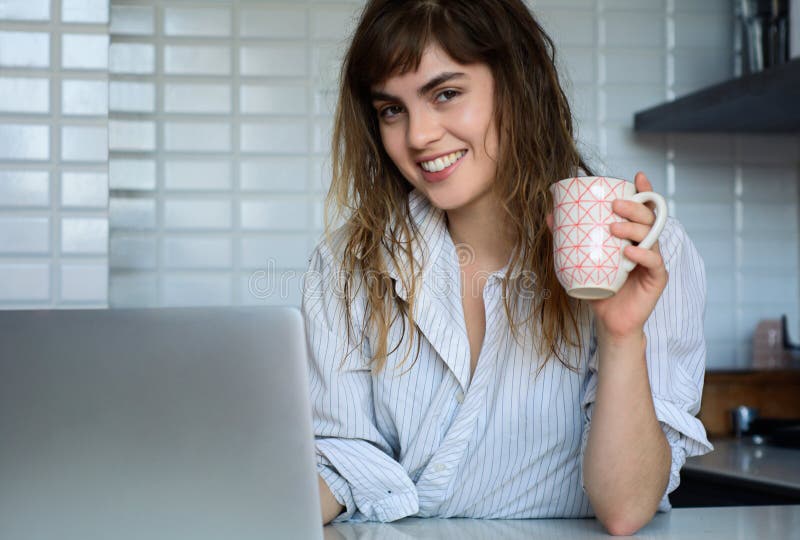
[165,161,232,191]
[0,31,50,67]
[109,5,153,35]
[62,34,109,70]
[109,43,155,74]
[62,172,109,207]
[0,125,50,160]
[62,0,109,24]
[0,78,51,113]
[0,171,50,207]
[0,1,109,308]
[0,1,797,366]
[1,0,50,21]
[62,80,109,116]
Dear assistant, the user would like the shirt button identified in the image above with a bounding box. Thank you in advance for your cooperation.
[455,391,464,403]
[433,463,446,473]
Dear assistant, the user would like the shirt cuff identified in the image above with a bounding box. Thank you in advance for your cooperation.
[652,396,715,512]
[316,439,420,522]
[317,458,357,522]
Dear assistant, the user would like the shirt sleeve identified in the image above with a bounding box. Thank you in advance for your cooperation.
[302,240,419,523]
[578,216,714,511]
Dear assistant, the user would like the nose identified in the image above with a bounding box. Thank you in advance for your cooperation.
[406,106,443,150]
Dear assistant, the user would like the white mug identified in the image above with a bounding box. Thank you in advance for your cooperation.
[549,176,668,300]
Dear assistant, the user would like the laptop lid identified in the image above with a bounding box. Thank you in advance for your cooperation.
[0,306,323,540]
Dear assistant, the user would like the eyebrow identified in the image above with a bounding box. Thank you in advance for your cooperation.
[370,72,466,102]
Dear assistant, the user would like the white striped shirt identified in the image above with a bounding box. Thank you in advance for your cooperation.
[302,189,713,522]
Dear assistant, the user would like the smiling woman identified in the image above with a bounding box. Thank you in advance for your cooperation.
[370,49,498,212]
[304,0,712,535]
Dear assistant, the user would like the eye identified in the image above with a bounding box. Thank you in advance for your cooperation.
[434,89,460,103]
[378,104,404,119]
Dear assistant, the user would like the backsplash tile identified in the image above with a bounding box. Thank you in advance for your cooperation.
[240,199,309,231]
[240,45,307,77]
[62,0,109,24]
[163,199,232,230]
[0,264,50,302]
[60,263,108,302]
[0,78,50,113]
[0,0,50,21]
[0,217,50,254]
[164,160,232,191]
[109,81,155,112]
[0,125,50,160]
[0,171,50,207]
[0,1,109,308]
[109,5,154,35]
[163,6,231,37]
[109,159,156,191]
[164,84,232,114]
[62,172,109,207]
[62,125,108,162]
[164,122,231,153]
[0,31,49,68]
[239,7,307,39]
[162,237,233,269]
[62,80,108,116]
[164,45,230,75]
[109,43,155,74]
[62,34,109,70]
[61,217,109,255]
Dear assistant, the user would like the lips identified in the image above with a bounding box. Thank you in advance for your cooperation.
[418,150,467,183]
[418,150,467,172]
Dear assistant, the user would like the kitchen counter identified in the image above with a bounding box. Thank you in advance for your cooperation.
[685,438,800,492]
[669,438,800,507]
[324,505,800,539]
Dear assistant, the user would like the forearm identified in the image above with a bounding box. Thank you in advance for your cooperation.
[318,474,344,525]
[583,331,670,536]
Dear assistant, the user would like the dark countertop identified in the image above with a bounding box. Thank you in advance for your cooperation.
[684,438,800,492]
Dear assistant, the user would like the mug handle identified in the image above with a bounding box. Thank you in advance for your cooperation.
[620,191,668,273]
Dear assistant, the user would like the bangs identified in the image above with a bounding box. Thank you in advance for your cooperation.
[348,2,481,92]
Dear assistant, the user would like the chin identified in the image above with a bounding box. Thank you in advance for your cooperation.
[420,188,467,212]
[422,184,488,213]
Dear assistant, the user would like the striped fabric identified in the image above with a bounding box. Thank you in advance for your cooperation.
[302,189,713,523]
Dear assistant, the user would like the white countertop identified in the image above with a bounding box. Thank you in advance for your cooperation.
[684,438,800,491]
[324,505,800,539]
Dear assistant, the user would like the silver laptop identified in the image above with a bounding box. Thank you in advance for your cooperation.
[0,306,323,540]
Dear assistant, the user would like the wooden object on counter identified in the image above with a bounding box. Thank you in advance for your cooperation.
[699,370,800,437]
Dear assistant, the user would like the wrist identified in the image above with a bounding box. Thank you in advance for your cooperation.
[596,325,646,350]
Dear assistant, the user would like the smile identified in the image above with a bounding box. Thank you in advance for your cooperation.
[419,150,467,172]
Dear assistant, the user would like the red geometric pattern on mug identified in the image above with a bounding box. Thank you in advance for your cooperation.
[553,177,627,288]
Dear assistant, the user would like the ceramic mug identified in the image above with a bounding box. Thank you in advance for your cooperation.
[549,176,668,300]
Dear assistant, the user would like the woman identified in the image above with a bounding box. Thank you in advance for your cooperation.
[302,0,712,535]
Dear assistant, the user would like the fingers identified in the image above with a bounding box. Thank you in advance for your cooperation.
[610,220,653,244]
[634,171,653,193]
[624,243,666,274]
[634,171,658,212]
[612,198,655,226]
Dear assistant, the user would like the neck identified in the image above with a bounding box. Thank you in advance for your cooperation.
[445,195,515,272]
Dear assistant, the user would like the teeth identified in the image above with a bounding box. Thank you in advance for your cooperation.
[420,150,466,172]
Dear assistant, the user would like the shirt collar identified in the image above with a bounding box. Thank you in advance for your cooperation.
[377,189,523,301]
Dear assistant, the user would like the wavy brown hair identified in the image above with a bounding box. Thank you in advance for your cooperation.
[326,0,595,374]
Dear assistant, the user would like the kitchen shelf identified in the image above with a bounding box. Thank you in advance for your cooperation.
[633,58,800,133]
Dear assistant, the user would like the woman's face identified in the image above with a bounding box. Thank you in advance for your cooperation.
[370,44,499,213]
